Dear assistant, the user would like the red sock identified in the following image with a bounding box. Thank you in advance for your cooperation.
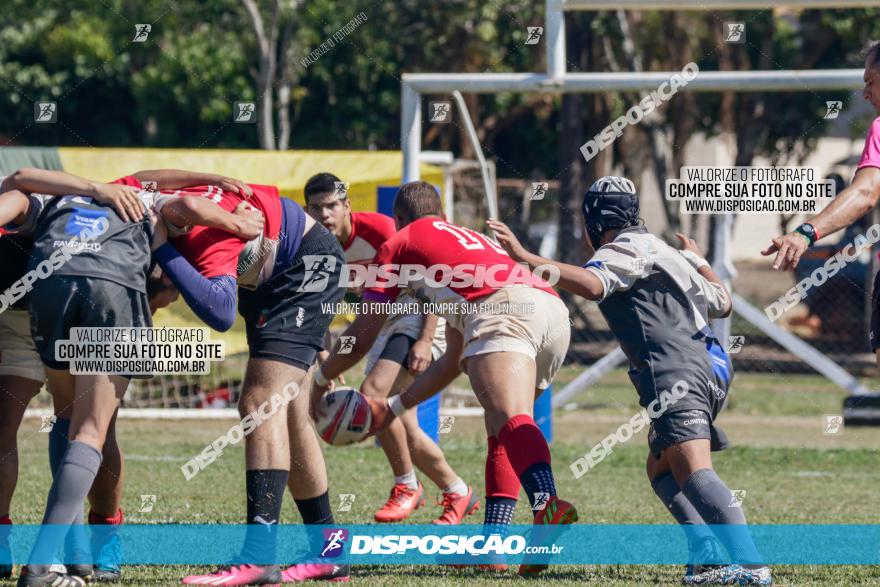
[89,508,124,525]
[486,435,519,499]
[497,415,551,475]
[497,415,556,507]
[0,515,10,525]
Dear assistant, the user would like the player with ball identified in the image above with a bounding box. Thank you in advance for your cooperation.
[313,181,576,576]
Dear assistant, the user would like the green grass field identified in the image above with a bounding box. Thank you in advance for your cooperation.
[6,368,880,585]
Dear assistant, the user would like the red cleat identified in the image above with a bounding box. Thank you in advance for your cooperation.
[432,486,480,525]
[518,496,578,577]
[374,482,425,523]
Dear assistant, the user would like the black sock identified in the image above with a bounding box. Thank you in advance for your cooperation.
[483,497,516,537]
[681,469,764,567]
[294,492,333,525]
[242,469,288,565]
[519,463,556,510]
[295,492,334,554]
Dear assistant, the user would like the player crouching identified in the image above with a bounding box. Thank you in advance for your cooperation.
[488,176,772,586]
[313,181,577,577]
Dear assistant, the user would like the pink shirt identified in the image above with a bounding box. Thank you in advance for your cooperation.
[858,117,880,170]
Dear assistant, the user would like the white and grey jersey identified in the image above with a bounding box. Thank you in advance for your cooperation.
[583,226,733,411]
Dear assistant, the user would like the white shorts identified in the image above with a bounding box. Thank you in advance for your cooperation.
[0,309,45,383]
[459,287,570,390]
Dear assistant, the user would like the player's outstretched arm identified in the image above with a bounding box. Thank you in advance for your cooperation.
[762,166,880,271]
[0,190,35,229]
[487,218,604,300]
[1,167,144,222]
[160,197,264,240]
[367,327,464,436]
[133,169,253,198]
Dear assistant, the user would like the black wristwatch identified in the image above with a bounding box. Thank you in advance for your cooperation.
[794,223,818,247]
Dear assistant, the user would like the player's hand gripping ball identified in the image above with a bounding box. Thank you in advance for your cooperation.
[315,386,372,446]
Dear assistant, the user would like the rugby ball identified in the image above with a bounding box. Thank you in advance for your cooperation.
[315,387,372,446]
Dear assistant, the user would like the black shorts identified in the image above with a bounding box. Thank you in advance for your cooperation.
[238,224,345,370]
[29,276,151,371]
[648,407,730,459]
[377,334,417,369]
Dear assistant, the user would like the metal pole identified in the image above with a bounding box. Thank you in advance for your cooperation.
[451,90,499,219]
[402,70,864,94]
[546,0,566,79]
[401,82,421,183]
[561,0,876,9]
[711,214,736,348]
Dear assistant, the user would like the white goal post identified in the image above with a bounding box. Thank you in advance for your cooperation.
[400,0,876,407]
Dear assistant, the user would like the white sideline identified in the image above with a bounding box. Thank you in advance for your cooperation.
[23,406,485,420]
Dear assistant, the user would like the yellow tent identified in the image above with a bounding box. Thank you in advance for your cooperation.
[57,147,443,212]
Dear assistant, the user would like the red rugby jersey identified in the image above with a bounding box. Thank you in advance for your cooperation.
[343,211,396,265]
[362,217,558,305]
[165,183,281,278]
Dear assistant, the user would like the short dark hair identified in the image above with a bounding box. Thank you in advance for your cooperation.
[392,181,442,220]
[304,172,342,202]
[867,41,880,69]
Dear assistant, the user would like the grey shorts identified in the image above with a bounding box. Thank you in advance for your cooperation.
[648,408,730,458]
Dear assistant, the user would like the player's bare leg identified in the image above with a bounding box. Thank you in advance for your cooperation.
[0,376,41,579]
[183,358,301,586]
[48,370,125,552]
[361,359,424,522]
[22,372,126,585]
[391,371,477,524]
[285,364,327,501]
[86,410,124,583]
[659,440,770,585]
[278,363,349,584]
[466,352,577,576]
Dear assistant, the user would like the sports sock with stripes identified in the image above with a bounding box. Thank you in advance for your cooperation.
[497,415,556,510]
[484,435,519,534]
[242,469,288,565]
[681,468,764,567]
[650,472,717,556]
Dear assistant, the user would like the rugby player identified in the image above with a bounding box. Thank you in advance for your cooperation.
[763,42,880,367]
[0,168,145,583]
[124,170,348,585]
[303,172,478,525]
[0,169,262,586]
[487,176,772,586]
[313,181,576,577]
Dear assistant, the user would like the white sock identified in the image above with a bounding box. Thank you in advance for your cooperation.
[394,470,419,490]
[442,478,468,497]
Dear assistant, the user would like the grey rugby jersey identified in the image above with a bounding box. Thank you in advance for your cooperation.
[583,225,732,408]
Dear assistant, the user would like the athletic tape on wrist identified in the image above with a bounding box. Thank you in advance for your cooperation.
[679,249,710,270]
[314,367,330,387]
[388,395,407,417]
